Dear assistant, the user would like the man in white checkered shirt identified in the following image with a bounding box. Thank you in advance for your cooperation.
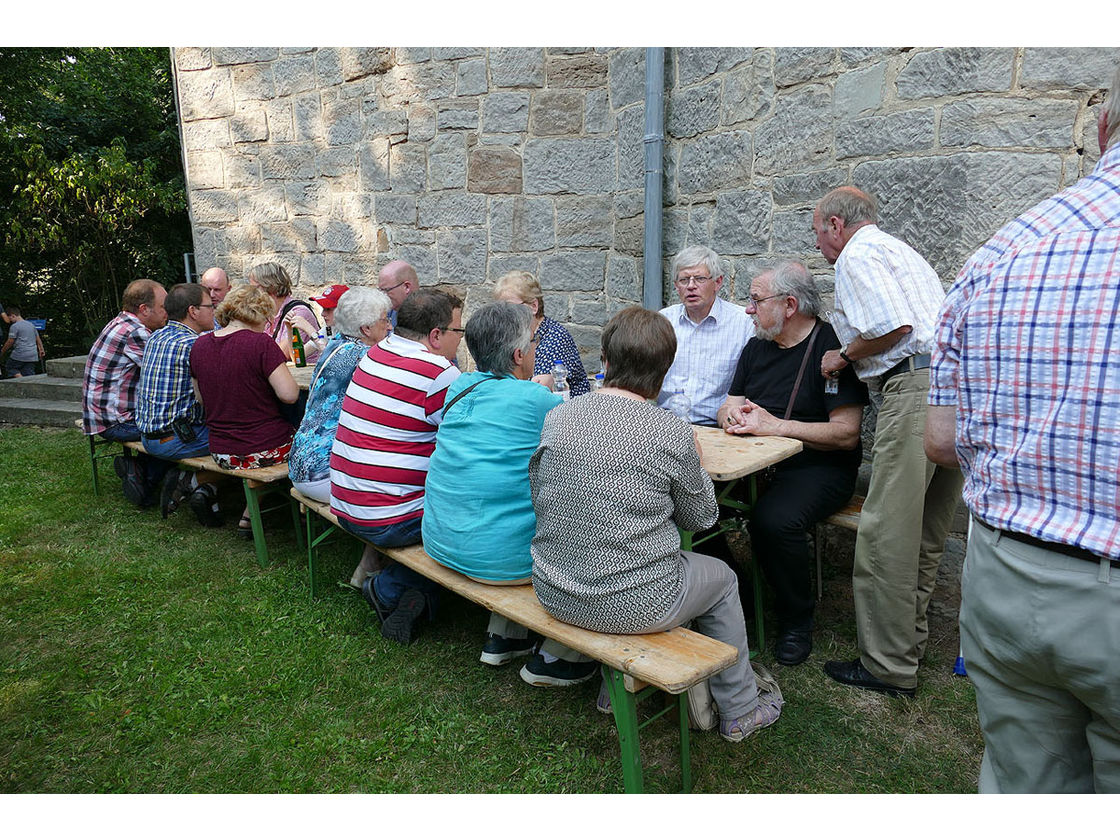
[813,186,963,699]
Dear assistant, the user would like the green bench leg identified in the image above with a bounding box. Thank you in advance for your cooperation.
[603,666,645,794]
[678,689,692,793]
[242,481,269,567]
[290,496,304,551]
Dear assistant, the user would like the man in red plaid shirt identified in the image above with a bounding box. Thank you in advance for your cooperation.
[926,64,1120,794]
[82,278,169,506]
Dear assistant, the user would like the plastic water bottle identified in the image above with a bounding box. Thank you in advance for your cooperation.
[665,391,691,420]
[591,372,605,391]
[551,360,570,401]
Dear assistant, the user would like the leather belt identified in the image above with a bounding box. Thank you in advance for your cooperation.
[142,428,175,440]
[879,353,931,389]
[979,520,1120,568]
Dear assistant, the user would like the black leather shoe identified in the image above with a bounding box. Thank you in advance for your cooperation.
[114,455,147,507]
[823,658,915,698]
[775,628,812,666]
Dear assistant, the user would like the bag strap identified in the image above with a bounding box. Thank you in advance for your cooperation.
[442,374,500,415]
[307,338,354,399]
[783,321,822,421]
[272,298,314,340]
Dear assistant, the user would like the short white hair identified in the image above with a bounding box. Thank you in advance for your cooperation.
[333,288,391,338]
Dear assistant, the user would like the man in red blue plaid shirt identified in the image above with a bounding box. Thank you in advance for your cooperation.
[81,279,168,506]
[926,64,1120,794]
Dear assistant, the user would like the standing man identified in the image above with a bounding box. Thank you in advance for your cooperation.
[815,186,962,698]
[925,66,1120,793]
[1,305,45,377]
[717,262,867,665]
[377,260,418,329]
[82,278,169,506]
[658,245,754,426]
[136,283,223,525]
[199,267,231,331]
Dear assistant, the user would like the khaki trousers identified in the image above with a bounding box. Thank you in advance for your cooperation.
[852,369,963,688]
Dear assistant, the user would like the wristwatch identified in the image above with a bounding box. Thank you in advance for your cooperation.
[839,349,854,364]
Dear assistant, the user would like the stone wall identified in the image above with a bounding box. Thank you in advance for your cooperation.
[174,46,1117,369]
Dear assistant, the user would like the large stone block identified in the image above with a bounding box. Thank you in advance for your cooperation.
[231,63,275,102]
[833,61,886,118]
[490,48,545,88]
[315,49,343,87]
[175,48,210,71]
[774,48,834,87]
[324,99,363,146]
[839,48,898,67]
[482,92,530,133]
[365,107,408,142]
[468,146,523,194]
[676,130,753,194]
[614,190,645,219]
[183,118,231,150]
[392,228,435,245]
[711,190,772,255]
[1081,104,1103,172]
[436,228,489,283]
[896,48,1014,99]
[835,109,934,158]
[237,187,288,223]
[754,85,832,176]
[285,181,332,217]
[488,255,541,284]
[571,296,618,327]
[854,151,1063,279]
[389,143,427,192]
[230,109,268,143]
[489,197,555,252]
[428,133,467,190]
[223,151,262,188]
[615,215,644,257]
[771,208,815,252]
[675,48,753,86]
[609,48,645,109]
[395,48,431,65]
[333,193,371,220]
[434,48,485,60]
[261,144,319,180]
[540,251,607,292]
[191,189,239,224]
[263,101,294,143]
[456,59,488,97]
[438,104,479,131]
[398,245,438,284]
[722,50,775,125]
[262,219,316,253]
[771,168,848,205]
[1020,48,1118,91]
[299,252,325,289]
[341,48,394,81]
[374,194,417,224]
[407,104,437,142]
[358,139,391,192]
[209,225,260,257]
[662,207,688,256]
[212,48,278,66]
[667,79,721,139]
[523,138,616,194]
[418,194,486,228]
[556,196,612,247]
[293,94,323,142]
[274,55,317,97]
[940,98,1078,149]
[616,104,645,191]
[606,255,640,301]
[546,53,608,88]
[319,218,362,253]
[585,89,611,134]
[187,150,224,189]
[316,147,356,178]
[178,68,234,120]
[687,202,715,244]
[530,90,584,135]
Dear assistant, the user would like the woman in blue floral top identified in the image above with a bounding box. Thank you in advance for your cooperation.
[493,270,590,396]
[288,287,392,504]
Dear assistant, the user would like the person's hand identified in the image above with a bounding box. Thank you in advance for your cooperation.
[726,400,779,437]
[724,403,751,430]
[532,373,555,390]
[284,313,319,339]
[821,348,847,378]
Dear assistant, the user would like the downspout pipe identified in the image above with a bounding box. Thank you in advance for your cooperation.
[641,47,665,311]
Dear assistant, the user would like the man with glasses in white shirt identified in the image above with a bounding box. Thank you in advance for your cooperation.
[658,245,754,426]
[378,259,418,330]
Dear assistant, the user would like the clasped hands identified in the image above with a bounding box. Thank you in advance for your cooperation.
[724,399,781,437]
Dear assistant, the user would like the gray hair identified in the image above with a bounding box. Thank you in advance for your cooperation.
[769,261,821,318]
[816,187,877,227]
[465,301,533,376]
[669,245,725,283]
[1104,63,1120,151]
[334,287,391,339]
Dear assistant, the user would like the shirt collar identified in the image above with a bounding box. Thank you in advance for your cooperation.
[677,295,728,325]
[1094,143,1120,174]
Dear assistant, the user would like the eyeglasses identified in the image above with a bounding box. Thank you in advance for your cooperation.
[195,303,216,310]
[674,275,717,288]
[441,326,466,335]
[746,293,785,306]
[379,281,406,294]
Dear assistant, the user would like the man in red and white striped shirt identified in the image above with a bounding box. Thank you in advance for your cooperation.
[329,288,463,643]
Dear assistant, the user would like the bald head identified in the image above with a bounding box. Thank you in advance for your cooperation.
[200,266,231,305]
[378,260,418,310]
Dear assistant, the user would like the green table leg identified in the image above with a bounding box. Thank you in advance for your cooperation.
[242,481,269,567]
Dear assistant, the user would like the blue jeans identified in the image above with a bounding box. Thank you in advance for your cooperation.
[338,515,441,609]
[143,423,211,460]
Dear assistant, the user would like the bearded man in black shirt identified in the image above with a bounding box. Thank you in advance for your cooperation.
[717,261,869,666]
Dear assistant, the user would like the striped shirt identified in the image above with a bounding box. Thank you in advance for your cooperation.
[329,333,460,528]
[930,143,1120,559]
[81,311,150,435]
[658,295,754,425]
[831,224,945,383]
[136,320,203,434]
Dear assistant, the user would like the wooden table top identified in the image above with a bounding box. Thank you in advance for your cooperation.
[288,362,314,391]
[695,425,802,482]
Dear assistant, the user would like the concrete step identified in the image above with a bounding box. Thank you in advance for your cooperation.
[46,355,88,378]
[0,397,83,427]
[0,375,83,401]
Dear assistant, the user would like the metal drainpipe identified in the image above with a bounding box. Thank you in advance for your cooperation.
[168,48,198,282]
[641,47,666,311]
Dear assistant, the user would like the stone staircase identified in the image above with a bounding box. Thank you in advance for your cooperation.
[0,355,86,427]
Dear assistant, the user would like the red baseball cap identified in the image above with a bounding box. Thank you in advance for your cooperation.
[310,284,349,309]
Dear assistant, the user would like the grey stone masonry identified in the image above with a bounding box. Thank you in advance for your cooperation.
[175,46,1117,370]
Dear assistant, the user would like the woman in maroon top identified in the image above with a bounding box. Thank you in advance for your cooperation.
[190,284,299,537]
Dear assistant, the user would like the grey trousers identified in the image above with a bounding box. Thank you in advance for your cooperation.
[962,518,1120,793]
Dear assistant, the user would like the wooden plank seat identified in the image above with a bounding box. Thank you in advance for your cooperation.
[814,494,865,600]
[290,486,738,794]
[122,440,300,566]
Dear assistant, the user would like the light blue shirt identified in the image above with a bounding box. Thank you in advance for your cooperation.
[422,372,562,581]
[658,295,754,425]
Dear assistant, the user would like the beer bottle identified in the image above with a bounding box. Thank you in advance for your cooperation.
[290,324,306,367]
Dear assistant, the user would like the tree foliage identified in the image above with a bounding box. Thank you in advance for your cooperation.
[0,48,191,353]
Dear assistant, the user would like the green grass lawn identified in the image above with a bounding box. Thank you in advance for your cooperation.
[0,426,983,793]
